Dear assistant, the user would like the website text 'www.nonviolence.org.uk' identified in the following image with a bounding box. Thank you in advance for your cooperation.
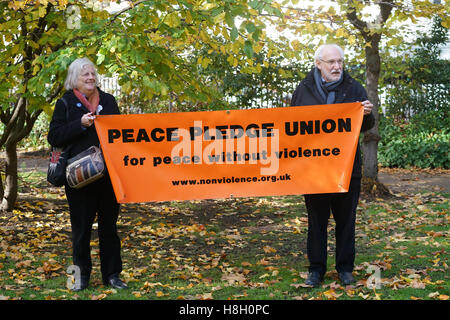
[171,173,292,186]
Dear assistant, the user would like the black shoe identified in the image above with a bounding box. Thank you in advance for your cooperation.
[70,277,89,292]
[338,272,355,285]
[305,271,323,288]
[105,274,128,289]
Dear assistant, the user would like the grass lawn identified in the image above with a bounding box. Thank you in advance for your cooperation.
[0,170,448,302]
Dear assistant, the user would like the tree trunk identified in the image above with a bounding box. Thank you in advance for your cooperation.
[0,141,18,212]
[0,96,42,212]
[362,44,382,180]
[0,160,4,202]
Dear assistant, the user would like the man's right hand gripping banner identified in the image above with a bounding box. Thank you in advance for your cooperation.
[94,102,364,203]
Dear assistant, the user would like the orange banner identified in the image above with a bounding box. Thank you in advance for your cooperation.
[94,103,363,203]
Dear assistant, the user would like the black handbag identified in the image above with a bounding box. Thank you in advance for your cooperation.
[47,97,71,187]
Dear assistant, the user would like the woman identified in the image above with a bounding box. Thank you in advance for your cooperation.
[48,58,127,291]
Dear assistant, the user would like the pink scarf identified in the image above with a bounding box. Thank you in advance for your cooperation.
[74,88,99,114]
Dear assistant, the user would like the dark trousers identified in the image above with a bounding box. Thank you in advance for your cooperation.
[304,179,361,276]
[65,175,122,282]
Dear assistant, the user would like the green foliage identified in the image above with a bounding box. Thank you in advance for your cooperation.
[378,113,449,169]
[95,0,288,110]
[189,42,311,110]
[379,17,449,169]
[382,17,450,119]
[0,1,111,114]
[18,114,49,150]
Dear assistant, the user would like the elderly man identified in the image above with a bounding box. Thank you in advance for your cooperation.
[290,44,375,287]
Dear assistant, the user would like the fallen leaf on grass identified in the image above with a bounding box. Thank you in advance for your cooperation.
[292,295,307,300]
[409,279,426,289]
[156,291,165,297]
[428,292,449,300]
[221,272,246,284]
[345,289,356,297]
[91,293,107,300]
[322,281,342,290]
[358,292,370,300]
[263,246,277,253]
[323,289,343,300]
[257,258,270,266]
[103,288,117,295]
[197,292,213,300]
[291,283,314,289]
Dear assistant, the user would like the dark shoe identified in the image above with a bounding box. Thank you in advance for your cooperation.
[338,272,355,285]
[305,272,323,288]
[105,274,128,289]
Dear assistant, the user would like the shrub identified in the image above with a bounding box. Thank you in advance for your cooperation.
[378,112,449,169]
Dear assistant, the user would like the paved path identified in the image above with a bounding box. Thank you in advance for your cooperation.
[378,168,450,194]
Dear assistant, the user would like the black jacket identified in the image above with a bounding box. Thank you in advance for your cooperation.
[290,69,375,179]
[48,88,120,159]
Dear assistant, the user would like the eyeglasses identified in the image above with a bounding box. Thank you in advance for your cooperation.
[319,58,344,66]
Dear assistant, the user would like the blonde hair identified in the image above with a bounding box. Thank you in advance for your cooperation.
[64,58,98,90]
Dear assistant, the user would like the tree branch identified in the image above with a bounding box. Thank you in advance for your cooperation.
[377,0,394,25]
[16,108,43,143]
[345,1,370,40]
[1,96,25,147]
[109,0,149,23]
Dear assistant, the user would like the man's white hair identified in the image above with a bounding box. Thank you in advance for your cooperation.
[64,57,98,90]
[314,44,345,61]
